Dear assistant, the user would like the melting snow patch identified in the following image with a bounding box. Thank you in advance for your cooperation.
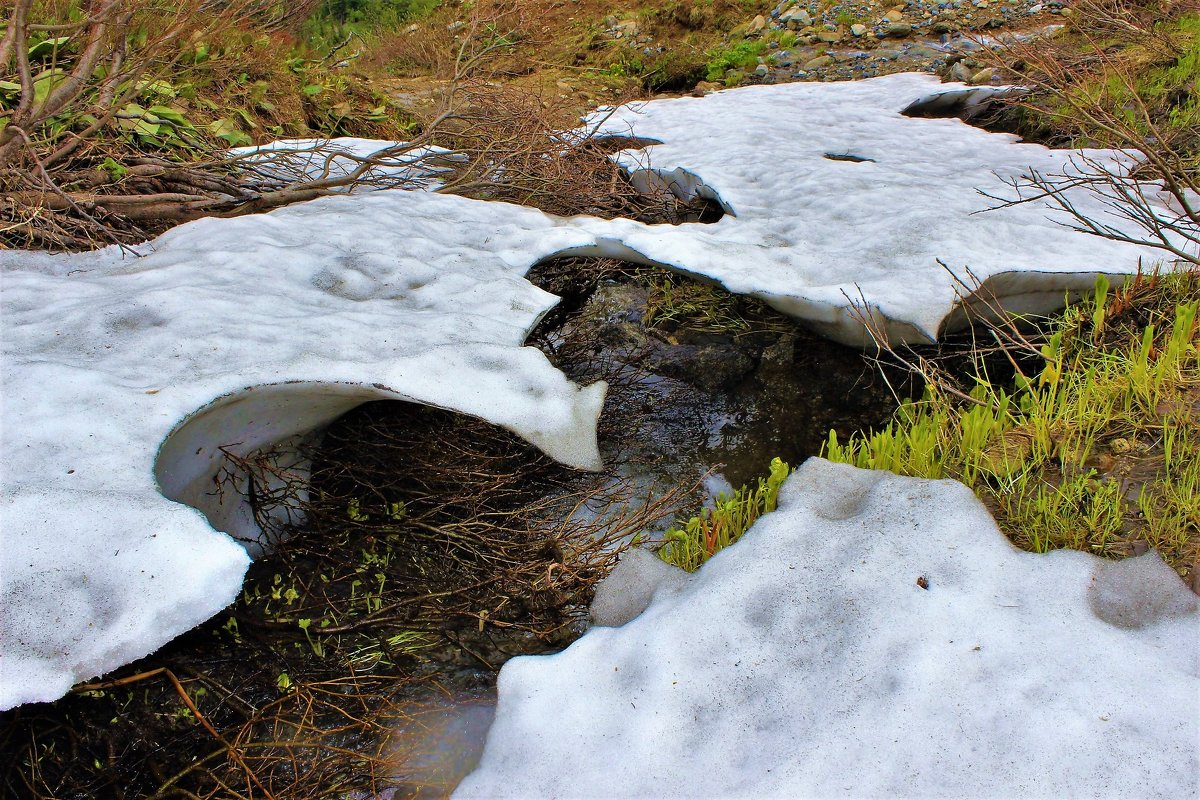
[0,189,607,710]
[589,72,1184,344]
[0,72,1187,709]
[458,459,1200,799]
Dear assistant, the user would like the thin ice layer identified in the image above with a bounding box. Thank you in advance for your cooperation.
[457,459,1199,799]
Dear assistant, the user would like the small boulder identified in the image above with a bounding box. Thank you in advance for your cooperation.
[782,7,813,27]
[968,67,995,85]
[950,61,974,82]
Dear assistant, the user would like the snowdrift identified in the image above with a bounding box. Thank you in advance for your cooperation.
[457,459,1200,799]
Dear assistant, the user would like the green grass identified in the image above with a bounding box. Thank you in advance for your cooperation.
[641,269,792,337]
[302,0,442,50]
[658,457,790,571]
[823,271,1200,582]
[704,40,764,82]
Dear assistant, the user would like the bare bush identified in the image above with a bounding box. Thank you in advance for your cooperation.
[978,0,1199,265]
[2,0,693,250]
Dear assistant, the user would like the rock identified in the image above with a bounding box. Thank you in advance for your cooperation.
[804,55,834,68]
[446,20,464,32]
[932,20,955,32]
[968,67,995,84]
[749,14,768,34]
[817,30,843,43]
[611,19,638,38]
[781,7,812,26]
[691,80,723,95]
[950,60,974,82]
[754,63,771,76]
[884,8,906,21]
[851,23,868,36]
[882,22,913,37]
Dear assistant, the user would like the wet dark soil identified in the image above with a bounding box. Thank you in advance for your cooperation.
[526,256,922,493]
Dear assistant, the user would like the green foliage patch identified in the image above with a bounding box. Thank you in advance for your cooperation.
[824,271,1200,582]
[705,40,764,81]
[658,457,790,571]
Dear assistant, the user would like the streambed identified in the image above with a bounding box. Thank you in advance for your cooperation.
[369,258,921,795]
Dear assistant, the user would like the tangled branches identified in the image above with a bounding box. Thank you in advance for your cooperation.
[2,0,702,251]
[977,0,1199,265]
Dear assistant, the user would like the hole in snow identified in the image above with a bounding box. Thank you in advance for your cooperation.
[901,86,1026,120]
[901,85,1033,138]
[623,166,729,223]
[823,153,875,163]
[155,382,404,551]
[588,134,664,153]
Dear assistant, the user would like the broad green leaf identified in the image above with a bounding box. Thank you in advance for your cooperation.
[28,37,72,60]
[137,79,176,99]
[209,118,252,147]
[100,157,127,182]
[232,107,257,129]
[147,105,192,127]
[302,84,324,97]
[32,69,68,106]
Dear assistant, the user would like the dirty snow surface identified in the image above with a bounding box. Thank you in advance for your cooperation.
[0,73,1183,709]
[458,459,1200,799]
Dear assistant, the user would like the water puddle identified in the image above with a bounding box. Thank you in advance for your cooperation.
[383,690,497,799]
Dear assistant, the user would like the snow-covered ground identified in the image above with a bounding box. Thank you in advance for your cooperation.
[0,191,608,710]
[457,460,1200,799]
[0,73,1186,709]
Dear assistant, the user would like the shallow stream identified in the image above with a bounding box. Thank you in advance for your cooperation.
[373,258,920,795]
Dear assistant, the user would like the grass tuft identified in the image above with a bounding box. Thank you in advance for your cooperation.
[824,270,1200,585]
[658,457,790,571]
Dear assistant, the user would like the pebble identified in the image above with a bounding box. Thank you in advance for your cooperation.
[716,0,1043,86]
[968,66,995,84]
[882,22,914,37]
